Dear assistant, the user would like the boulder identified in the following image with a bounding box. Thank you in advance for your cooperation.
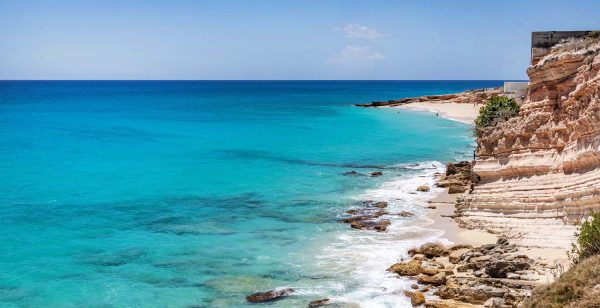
[246,288,294,302]
[484,261,530,278]
[449,248,470,264]
[410,291,426,306]
[421,267,439,276]
[370,171,383,177]
[418,243,448,258]
[417,185,430,192]
[388,260,423,276]
[418,273,447,286]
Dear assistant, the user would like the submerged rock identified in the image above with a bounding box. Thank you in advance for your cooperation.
[246,288,294,303]
[397,211,414,217]
[369,171,383,177]
[350,219,391,232]
[308,298,330,307]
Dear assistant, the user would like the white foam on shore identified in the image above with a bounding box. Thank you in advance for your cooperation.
[309,161,451,307]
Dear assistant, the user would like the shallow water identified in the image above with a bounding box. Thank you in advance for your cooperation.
[0,81,500,307]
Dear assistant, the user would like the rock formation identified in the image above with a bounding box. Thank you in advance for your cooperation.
[457,36,600,247]
[355,88,502,107]
[388,240,558,307]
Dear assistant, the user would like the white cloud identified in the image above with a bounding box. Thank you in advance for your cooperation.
[334,45,385,63]
[335,23,384,39]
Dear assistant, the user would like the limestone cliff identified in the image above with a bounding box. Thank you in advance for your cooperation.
[457,37,600,248]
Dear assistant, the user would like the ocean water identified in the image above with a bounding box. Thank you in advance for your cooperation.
[0,80,502,307]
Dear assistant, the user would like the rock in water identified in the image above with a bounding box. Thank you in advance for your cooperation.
[369,171,383,177]
[387,260,423,276]
[410,291,426,306]
[416,243,448,258]
[245,288,294,302]
[417,185,430,192]
[308,298,330,307]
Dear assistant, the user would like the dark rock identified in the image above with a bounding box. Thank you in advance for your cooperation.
[397,211,414,217]
[485,261,530,278]
[372,201,388,208]
[370,171,383,177]
[246,288,294,303]
[496,237,509,246]
[446,161,471,176]
[308,298,330,307]
[350,219,391,232]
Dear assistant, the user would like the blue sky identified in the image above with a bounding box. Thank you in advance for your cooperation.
[1,0,598,80]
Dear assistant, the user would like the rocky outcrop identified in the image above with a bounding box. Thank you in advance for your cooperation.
[246,288,294,302]
[457,36,600,247]
[437,162,477,194]
[389,239,559,307]
[340,200,393,232]
[355,88,502,107]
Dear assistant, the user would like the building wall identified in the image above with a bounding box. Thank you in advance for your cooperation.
[530,31,591,64]
[503,81,528,105]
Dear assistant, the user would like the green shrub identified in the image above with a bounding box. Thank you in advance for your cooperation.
[569,212,600,263]
[474,96,519,136]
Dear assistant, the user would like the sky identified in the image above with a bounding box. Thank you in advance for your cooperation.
[1,0,599,80]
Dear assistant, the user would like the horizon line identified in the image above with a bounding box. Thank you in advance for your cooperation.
[0,79,527,82]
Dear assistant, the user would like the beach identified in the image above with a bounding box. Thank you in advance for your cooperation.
[397,102,482,124]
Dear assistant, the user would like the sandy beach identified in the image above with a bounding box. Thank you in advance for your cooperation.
[398,102,482,125]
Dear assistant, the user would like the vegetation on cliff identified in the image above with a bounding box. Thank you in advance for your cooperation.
[525,255,600,307]
[526,214,600,307]
[569,212,600,262]
[474,96,519,137]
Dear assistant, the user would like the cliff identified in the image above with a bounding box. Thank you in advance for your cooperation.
[456,36,600,248]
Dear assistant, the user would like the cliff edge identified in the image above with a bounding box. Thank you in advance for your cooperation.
[457,36,600,249]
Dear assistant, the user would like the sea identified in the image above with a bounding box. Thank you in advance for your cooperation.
[0,80,502,307]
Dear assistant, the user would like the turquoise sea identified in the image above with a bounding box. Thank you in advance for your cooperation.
[0,81,501,307]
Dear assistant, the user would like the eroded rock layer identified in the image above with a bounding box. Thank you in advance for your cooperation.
[458,37,600,246]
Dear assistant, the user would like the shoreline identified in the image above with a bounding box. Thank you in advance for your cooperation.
[397,102,481,125]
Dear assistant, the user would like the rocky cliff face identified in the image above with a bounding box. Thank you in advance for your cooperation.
[457,37,600,248]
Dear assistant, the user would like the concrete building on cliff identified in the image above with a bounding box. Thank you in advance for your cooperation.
[504,31,594,105]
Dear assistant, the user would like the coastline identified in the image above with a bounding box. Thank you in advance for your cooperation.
[396,102,481,125]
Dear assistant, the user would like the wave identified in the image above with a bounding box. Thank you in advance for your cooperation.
[300,161,451,307]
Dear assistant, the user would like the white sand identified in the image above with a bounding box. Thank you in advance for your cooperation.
[397,102,481,125]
